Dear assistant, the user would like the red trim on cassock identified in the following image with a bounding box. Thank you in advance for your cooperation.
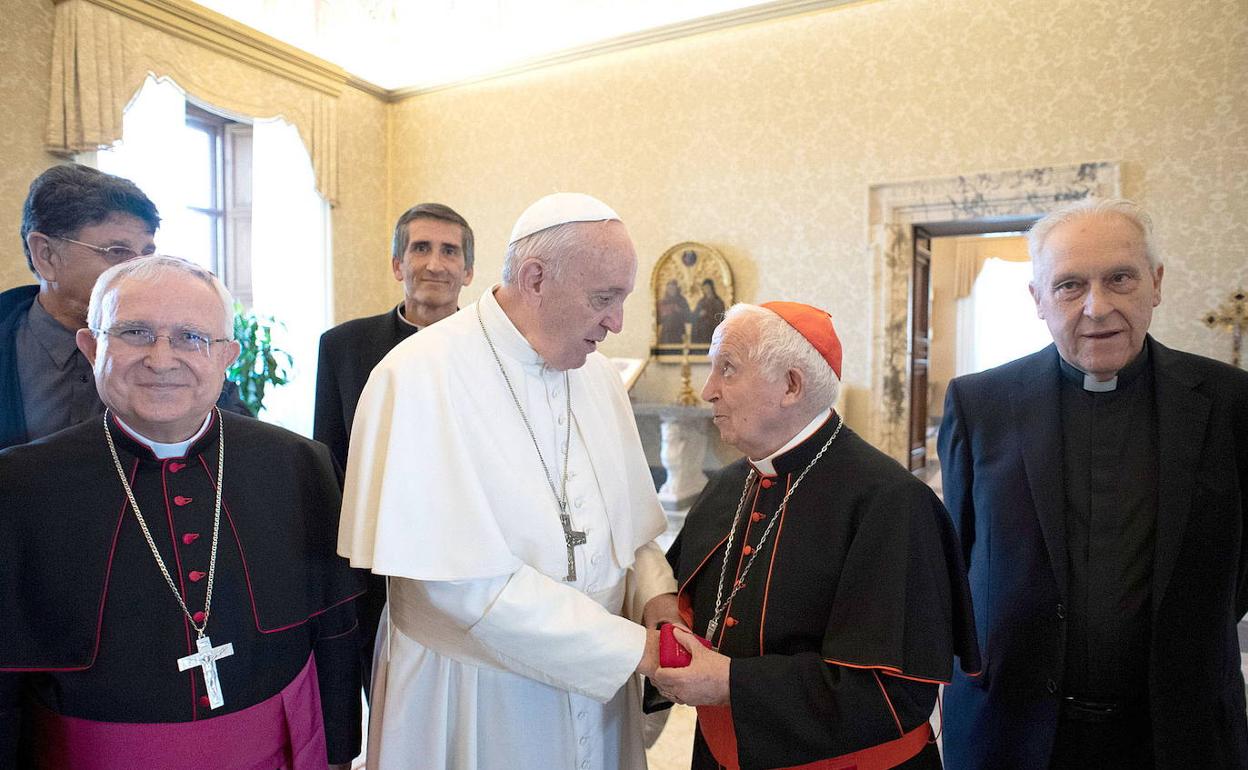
[756,470,792,655]
[161,456,199,718]
[820,657,952,686]
[872,670,904,738]
[216,492,366,635]
[697,704,932,770]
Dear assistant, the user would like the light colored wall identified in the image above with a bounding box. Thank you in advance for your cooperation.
[0,0,391,326]
[386,0,1248,433]
[0,0,59,292]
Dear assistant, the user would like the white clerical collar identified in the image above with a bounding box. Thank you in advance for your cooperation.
[480,285,548,370]
[395,303,422,330]
[749,408,832,477]
[115,413,213,459]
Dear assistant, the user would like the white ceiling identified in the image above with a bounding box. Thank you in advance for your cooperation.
[195,0,833,93]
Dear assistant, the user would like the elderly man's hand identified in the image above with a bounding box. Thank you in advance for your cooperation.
[650,627,731,706]
[641,592,684,631]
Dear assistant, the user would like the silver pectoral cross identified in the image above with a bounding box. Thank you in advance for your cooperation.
[177,635,234,710]
[559,510,587,582]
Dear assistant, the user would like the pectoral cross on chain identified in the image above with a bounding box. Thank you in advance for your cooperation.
[177,635,234,709]
[560,509,587,582]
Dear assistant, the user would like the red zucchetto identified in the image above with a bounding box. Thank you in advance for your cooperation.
[761,301,842,379]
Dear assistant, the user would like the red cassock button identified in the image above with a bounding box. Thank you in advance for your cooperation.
[189,571,206,582]
[725,616,738,628]
[192,611,206,624]
[168,461,186,473]
[760,478,774,489]
[199,695,210,708]
[174,496,193,506]
[182,533,200,545]
[750,511,764,522]
[742,545,754,556]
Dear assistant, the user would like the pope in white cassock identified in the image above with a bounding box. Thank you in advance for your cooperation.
[338,193,680,770]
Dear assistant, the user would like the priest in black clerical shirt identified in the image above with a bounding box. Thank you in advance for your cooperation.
[939,198,1248,769]
[652,301,980,770]
[0,256,363,769]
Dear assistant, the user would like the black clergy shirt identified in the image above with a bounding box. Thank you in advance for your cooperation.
[1059,347,1157,702]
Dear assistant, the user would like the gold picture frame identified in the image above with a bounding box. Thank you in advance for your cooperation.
[650,242,734,361]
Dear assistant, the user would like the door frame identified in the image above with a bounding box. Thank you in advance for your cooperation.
[866,161,1121,464]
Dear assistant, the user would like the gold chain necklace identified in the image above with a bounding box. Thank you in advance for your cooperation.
[706,414,844,640]
[103,408,235,709]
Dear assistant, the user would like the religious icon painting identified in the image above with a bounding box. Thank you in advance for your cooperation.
[650,242,735,361]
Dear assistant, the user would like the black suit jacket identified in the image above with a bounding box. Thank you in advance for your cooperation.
[312,305,418,697]
[938,338,1248,769]
[313,306,416,471]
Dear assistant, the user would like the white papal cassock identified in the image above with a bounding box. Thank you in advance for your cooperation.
[339,287,675,770]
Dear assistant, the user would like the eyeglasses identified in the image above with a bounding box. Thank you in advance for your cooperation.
[51,235,156,264]
[93,327,232,356]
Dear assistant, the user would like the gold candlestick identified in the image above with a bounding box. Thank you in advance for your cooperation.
[1203,289,1247,368]
[675,326,700,406]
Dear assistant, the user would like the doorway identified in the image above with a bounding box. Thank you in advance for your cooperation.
[907,219,1051,472]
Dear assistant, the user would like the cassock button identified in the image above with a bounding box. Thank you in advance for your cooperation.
[174,496,193,506]
[742,545,753,556]
[725,616,738,628]
[199,695,211,708]
[189,570,206,582]
[760,478,774,489]
[192,611,206,624]
[168,461,186,473]
[750,511,764,522]
[182,533,201,545]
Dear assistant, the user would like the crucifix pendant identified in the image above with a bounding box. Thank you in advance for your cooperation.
[559,510,587,581]
[177,635,234,710]
[706,617,719,639]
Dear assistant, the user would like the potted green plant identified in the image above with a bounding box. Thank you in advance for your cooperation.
[227,302,293,416]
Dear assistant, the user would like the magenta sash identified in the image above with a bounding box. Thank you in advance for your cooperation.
[33,654,329,770]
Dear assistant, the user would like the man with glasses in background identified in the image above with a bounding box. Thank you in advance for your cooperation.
[1,163,247,451]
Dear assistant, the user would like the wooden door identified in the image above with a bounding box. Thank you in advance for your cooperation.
[908,227,932,471]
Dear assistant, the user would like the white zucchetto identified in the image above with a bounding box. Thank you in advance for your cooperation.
[508,192,620,245]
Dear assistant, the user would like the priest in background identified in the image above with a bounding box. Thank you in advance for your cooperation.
[339,192,679,770]
[0,256,364,769]
[314,202,475,700]
[652,302,980,769]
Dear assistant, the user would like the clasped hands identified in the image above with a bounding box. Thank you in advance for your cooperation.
[638,593,730,706]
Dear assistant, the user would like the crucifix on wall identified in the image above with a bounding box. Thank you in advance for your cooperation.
[1203,289,1248,368]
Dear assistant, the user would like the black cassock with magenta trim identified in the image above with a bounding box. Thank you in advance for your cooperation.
[669,413,981,770]
[0,410,365,767]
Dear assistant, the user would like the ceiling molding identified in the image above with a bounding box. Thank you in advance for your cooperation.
[66,0,867,103]
[386,0,865,101]
[69,0,353,97]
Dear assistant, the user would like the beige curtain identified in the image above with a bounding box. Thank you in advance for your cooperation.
[952,237,1031,299]
[45,0,341,206]
[46,1,126,155]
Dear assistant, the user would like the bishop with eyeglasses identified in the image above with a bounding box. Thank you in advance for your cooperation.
[0,256,364,769]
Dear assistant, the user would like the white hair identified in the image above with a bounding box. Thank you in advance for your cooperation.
[501,221,595,285]
[714,303,840,409]
[88,255,235,337]
[1028,197,1160,283]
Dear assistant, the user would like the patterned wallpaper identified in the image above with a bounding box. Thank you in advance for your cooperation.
[0,0,59,293]
[386,0,1248,435]
[2,0,1245,440]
